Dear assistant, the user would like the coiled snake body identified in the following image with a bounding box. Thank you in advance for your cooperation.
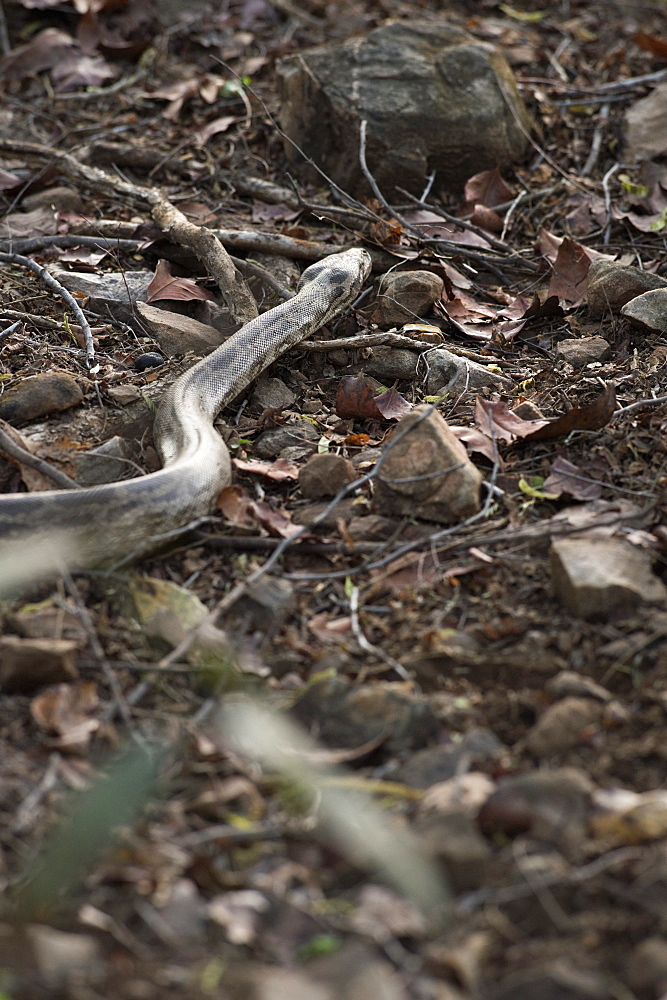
[0,248,372,572]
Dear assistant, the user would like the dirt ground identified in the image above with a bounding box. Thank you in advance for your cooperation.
[2,1,667,998]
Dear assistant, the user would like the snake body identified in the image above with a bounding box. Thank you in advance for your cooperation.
[0,248,372,573]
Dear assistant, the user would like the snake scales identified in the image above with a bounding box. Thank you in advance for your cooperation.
[0,247,372,573]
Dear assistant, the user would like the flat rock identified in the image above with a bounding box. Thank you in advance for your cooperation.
[299,452,357,499]
[0,636,79,692]
[0,372,83,425]
[248,376,295,413]
[375,404,482,523]
[555,336,611,367]
[48,268,153,326]
[253,418,319,459]
[370,271,445,325]
[425,349,514,395]
[550,535,667,620]
[621,287,667,333]
[363,347,420,382]
[526,696,603,758]
[136,302,226,356]
[586,257,667,316]
[75,435,132,486]
[22,186,85,213]
[277,21,533,197]
[545,670,612,703]
[290,676,439,754]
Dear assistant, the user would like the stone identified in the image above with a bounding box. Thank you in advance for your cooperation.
[253,418,319,459]
[526,697,603,758]
[478,768,593,850]
[413,811,491,891]
[22,186,85,213]
[555,337,611,367]
[624,937,667,993]
[375,404,482,523]
[136,302,225,356]
[290,676,439,754]
[0,636,79,692]
[394,728,504,789]
[0,372,83,425]
[363,348,419,382]
[621,288,667,333]
[248,376,295,413]
[299,452,357,499]
[371,271,445,326]
[545,670,612,703]
[277,21,534,197]
[424,349,514,395]
[48,268,153,326]
[105,384,141,406]
[586,257,667,316]
[292,497,363,527]
[550,535,667,620]
[75,435,132,486]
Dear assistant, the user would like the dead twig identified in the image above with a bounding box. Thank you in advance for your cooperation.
[0,420,81,490]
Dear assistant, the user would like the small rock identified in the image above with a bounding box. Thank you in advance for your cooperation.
[234,576,296,628]
[425,349,514,395]
[105,384,142,405]
[375,404,482,523]
[26,925,104,987]
[75,435,132,486]
[586,258,667,316]
[363,347,419,382]
[346,514,400,541]
[394,728,504,789]
[621,287,667,333]
[22,186,85,213]
[550,535,667,620]
[299,452,357,499]
[420,773,496,817]
[413,811,491,891]
[292,497,363,527]
[290,676,440,753]
[556,336,611,367]
[0,372,83,425]
[478,768,593,848]
[371,271,445,326]
[545,670,612,703]
[253,419,319,459]
[513,400,545,420]
[0,636,79,692]
[134,352,165,371]
[624,937,667,993]
[49,268,153,326]
[525,697,603,758]
[136,302,225,356]
[248,376,295,413]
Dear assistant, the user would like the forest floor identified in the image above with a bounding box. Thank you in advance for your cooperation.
[2,1,667,998]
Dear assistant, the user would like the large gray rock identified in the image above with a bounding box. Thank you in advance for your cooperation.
[277,21,534,197]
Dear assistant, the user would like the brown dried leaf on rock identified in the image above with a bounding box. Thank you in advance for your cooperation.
[547,235,591,305]
[233,456,300,480]
[335,376,411,421]
[463,167,514,210]
[474,398,549,443]
[147,260,214,303]
[524,383,616,442]
[218,485,300,538]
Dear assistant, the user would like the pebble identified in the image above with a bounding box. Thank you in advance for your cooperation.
[0,372,83,425]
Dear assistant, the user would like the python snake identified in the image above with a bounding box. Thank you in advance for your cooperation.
[0,247,372,574]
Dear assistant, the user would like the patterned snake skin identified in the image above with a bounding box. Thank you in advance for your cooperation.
[0,248,372,570]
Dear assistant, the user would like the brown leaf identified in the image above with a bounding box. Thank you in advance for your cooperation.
[547,235,591,305]
[524,383,617,442]
[335,376,384,420]
[634,30,667,58]
[30,682,99,754]
[474,398,550,443]
[543,456,603,501]
[0,28,76,79]
[232,457,300,480]
[373,387,412,421]
[463,168,513,209]
[147,260,213,302]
